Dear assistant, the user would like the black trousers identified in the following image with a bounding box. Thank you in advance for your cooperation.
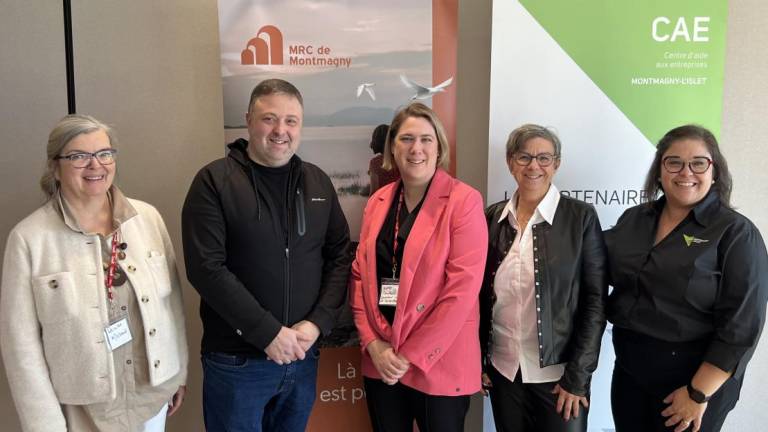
[487,365,587,432]
[611,327,742,432]
[363,378,470,432]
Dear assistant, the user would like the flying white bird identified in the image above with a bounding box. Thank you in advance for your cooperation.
[400,74,454,100]
[356,83,376,101]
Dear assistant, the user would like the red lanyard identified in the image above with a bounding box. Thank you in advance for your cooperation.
[391,188,404,278]
[105,230,121,301]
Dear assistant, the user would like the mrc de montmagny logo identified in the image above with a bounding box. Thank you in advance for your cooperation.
[240,25,352,68]
[241,25,284,65]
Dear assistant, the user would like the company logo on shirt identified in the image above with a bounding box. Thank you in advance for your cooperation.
[683,234,709,247]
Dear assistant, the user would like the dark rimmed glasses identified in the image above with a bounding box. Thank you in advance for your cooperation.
[55,149,117,168]
[512,152,558,167]
[662,156,713,174]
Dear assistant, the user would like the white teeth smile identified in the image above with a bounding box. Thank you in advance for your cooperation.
[270,138,288,145]
[675,182,696,187]
[407,159,425,164]
[84,176,104,181]
[525,174,543,179]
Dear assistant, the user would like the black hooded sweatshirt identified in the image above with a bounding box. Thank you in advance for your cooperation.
[182,139,351,355]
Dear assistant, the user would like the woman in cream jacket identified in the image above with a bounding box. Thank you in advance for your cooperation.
[0,114,188,432]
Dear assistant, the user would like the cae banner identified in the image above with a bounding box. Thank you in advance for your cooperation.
[486,1,727,431]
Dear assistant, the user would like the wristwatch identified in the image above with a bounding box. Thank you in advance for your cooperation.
[687,383,711,403]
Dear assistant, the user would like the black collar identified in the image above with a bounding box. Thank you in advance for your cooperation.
[226,138,302,170]
[648,190,721,227]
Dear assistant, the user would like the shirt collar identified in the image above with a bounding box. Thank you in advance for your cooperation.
[498,184,561,225]
[648,189,721,227]
[55,185,137,234]
[690,189,721,226]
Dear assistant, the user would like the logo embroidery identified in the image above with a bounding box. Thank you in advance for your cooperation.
[683,234,709,247]
[311,198,326,202]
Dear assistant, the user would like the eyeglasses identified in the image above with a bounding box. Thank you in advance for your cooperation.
[662,156,713,174]
[55,149,117,168]
[512,152,558,167]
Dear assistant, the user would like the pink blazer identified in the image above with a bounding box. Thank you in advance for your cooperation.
[349,169,488,396]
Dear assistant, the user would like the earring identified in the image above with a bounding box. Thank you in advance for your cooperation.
[712,180,716,184]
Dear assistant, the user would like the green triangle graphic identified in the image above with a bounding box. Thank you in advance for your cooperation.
[683,234,694,247]
[518,0,727,144]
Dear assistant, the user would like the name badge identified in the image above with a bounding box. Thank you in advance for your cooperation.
[379,278,399,306]
[104,317,132,351]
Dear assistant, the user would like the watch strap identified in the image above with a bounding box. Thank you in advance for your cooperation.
[687,383,711,403]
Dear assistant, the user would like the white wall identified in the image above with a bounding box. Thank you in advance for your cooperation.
[721,0,768,429]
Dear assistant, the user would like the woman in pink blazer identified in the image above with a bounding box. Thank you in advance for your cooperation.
[349,102,488,432]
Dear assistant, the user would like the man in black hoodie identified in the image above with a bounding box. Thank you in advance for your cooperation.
[182,79,351,431]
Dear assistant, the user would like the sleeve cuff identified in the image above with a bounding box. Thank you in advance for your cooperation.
[306,308,336,336]
[559,366,589,397]
[244,315,283,350]
[703,340,746,375]
[398,345,437,374]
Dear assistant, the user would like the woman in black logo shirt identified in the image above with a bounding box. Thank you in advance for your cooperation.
[605,125,768,432]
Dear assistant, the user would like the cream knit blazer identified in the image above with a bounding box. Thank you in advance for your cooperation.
[0,197,188,432]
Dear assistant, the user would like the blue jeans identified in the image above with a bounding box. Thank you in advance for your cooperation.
[202,349,319,432]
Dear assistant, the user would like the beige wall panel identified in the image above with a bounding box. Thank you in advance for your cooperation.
[456,1,493,429]
[71,1,224,430]
[456,0,492,200]
[721,0,768,429]
[0,2,68,431]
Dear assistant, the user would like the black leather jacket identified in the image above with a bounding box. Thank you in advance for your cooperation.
[479,195,608,396]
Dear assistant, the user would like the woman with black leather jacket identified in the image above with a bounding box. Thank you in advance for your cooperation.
[479,124,608,432]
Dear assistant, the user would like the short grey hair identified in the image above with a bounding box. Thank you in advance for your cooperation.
[40,114,117,198]
[505,123,562,160]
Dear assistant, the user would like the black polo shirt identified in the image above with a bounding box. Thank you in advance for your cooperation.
[605,191,768,377]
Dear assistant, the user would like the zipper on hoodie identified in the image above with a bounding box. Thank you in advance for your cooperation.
[284,246,290,325]
[283,169,295,326]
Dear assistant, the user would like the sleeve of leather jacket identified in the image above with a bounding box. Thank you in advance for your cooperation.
[559,207,608,396]
[181,166,282,350]
[307,184,351,336]
[479,203,502,371]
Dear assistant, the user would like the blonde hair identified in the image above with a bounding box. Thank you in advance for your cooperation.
[382,102,450,171]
